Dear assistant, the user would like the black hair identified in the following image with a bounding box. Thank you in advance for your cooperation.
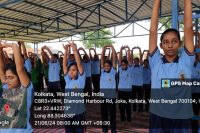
[121,59,128,65]
[83,55,87,60]
[5,63,19,79]
[160,28,180,42]
[68,62,78,72]
[104,60,112,67]
[53,54,58,59]
[8,58,13,63]
[143,59,149,63]
[21,54,24,59]
[134,57,139,62]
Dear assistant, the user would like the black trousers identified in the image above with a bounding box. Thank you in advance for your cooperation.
[118,91,132,121]
[101,98,116,133]
[92,74,100,93]
[84,77,92,99]
[132,85,144,112]
[143,84,151,112]
[48,81,61,113]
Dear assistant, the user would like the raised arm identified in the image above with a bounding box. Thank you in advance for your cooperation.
[142,50,149,60]
[119,46,123,66]
[3,51,9,60]
[107,48,111,60]
[41,46,50,62]
[13,43,30,87]
[89,48,95,60]
[71,43,84,74]
[80,47,90,61]
[63,44,70,75]
[58,51,64,58]
[124,46,132,65]
[149,0,160,54]
[184,0,194,53]
[43,45,54,60]
[4,43,30,87]
[101,46,106,68]
[138,47,142,64]
[21,42,28,60]
[18,41,22,55]
[110,45,117,69]
[0,42,5,83]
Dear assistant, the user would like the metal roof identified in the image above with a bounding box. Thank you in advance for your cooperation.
[0,0,200,43]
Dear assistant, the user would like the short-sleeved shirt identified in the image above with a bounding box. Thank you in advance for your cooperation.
[100,67,117,98]
[131,65,143,86]
[149,47,195,119]
[83,61,91,78]
[143,67,151,85]
[64,72,86,115]
[24,58,32,74]
[48,59,60,82]
[192,61,200,79]
[118,66,132,91]
[0,82,33,133]
[91,60,100,75]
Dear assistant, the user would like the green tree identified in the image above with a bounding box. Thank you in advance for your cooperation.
[159,17,183,30]
[81,29,114,49]
[25,43,32,48]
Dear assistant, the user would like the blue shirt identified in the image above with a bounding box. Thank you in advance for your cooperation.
[192,61,200,79]
[118,66,132,91]
[149,47,195,119]
[83,61,91,77]
[24,58,32,73]
[91,60,100,75]
[64,72,86,115]
[48,59,60,82]
[143,67,151,84]
[0,82,33,133]
[131,65,143,86]
[100,67,117,98]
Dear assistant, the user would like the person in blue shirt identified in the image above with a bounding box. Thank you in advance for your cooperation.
[0,42,33,133]
[18,42,32,77]
[100,45,117,133]
[131,46,144,114]
[192,32,200,133]
[41,45,61,113]
[142,58,151,112]
[149,0,195,132]
[63,42,86,133]
[118,45,132,122]
[78,47,92,99]
[89,48,100,93]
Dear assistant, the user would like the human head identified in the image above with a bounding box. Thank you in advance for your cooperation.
[160,28,181,57]
[5,63,20,89]
[134,57,140,65]
[143,59,149,67]
[103,60,112,72]
[50,54,58,62]
[121,59,128,70]
[68,62,78,79]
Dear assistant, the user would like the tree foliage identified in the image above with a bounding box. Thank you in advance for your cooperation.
[81,29,114,49]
